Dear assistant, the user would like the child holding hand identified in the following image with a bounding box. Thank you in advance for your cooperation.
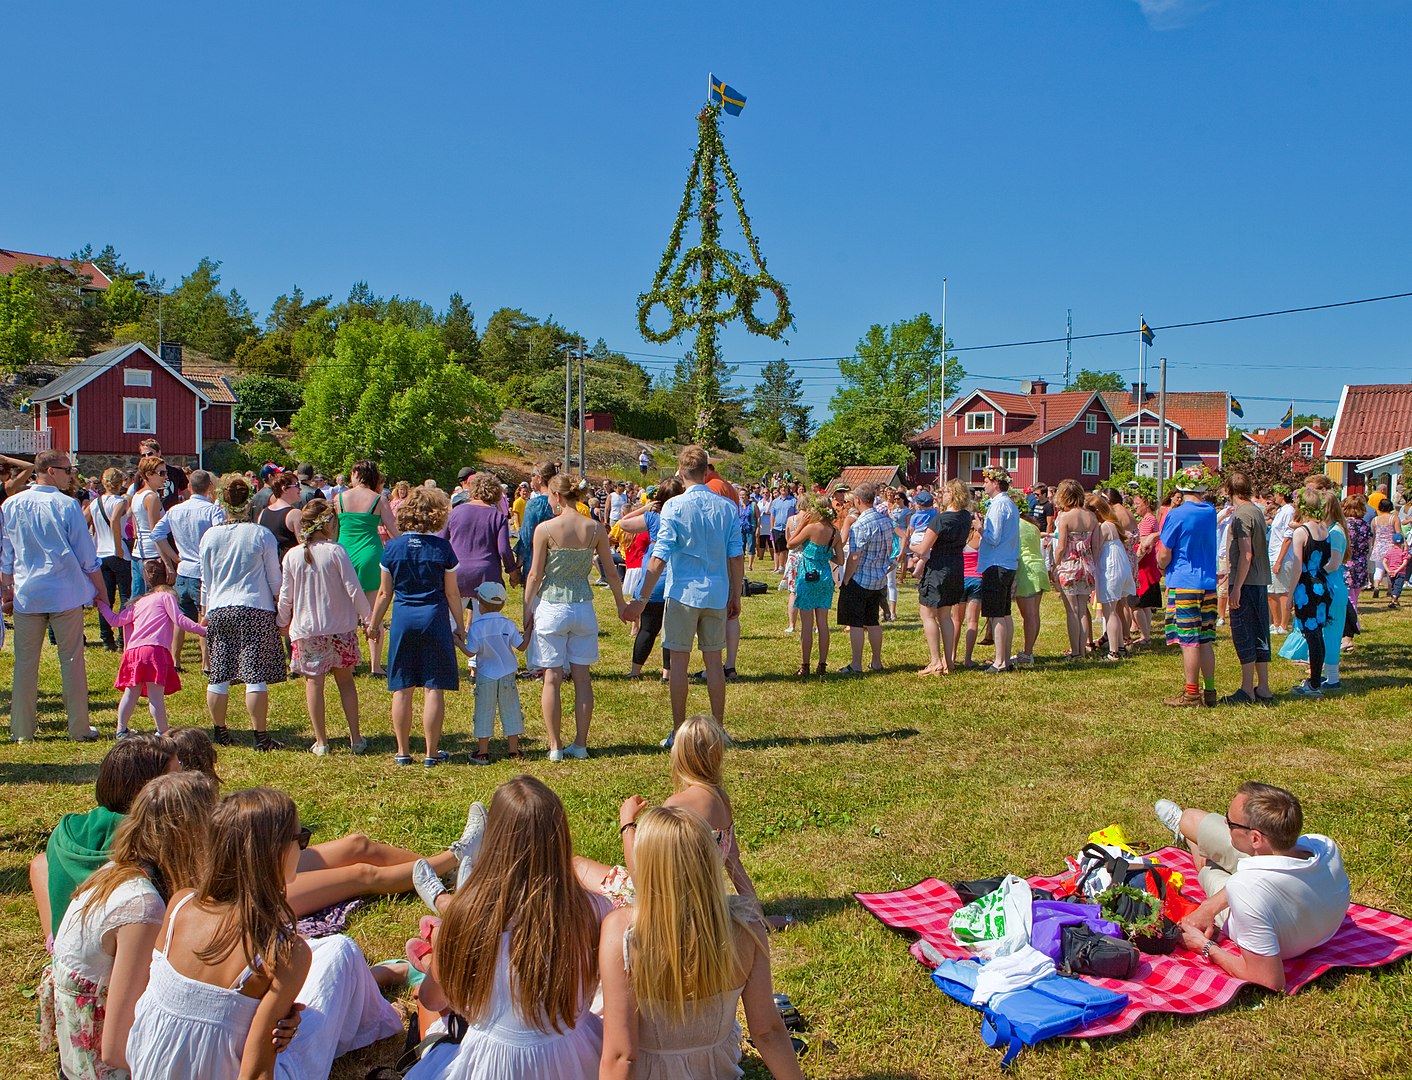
[102,559,206,737]
[462,581,527,764]
[1384,534,1409,609]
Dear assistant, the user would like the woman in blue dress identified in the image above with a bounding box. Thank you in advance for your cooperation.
[787,497,842,676]
[368,486,464,766]
[1279,488,1347,693]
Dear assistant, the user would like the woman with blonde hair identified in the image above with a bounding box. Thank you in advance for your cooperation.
[908,479,972,675]
[126,455,168,601]
[278,499,371,756]
[787,495,842,675]
[90,467,132,651]
[42,771,217,1080]
[1089,493,1135,661]
[407,776,606,1079]
[1051,479,1098,658]
[598,806,805,1080]
[1280,488,1349,692]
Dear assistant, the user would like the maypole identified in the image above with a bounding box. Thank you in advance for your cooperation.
[637,94,792,448]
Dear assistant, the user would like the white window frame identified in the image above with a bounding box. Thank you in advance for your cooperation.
[1081,449,1101,475]
[920,449,939,473]
[1085,413,1098,434]
[965,411,995,432]
[1000,448,1019,472]
[1300,441,1314,459]
[123,368,152,387]
[123,397,157,434]
[967,450,990,473]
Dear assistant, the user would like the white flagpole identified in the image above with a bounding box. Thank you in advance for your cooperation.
[1136,315,1145,478]
[939,278,947,483]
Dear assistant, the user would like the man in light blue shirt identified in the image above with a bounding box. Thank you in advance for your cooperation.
[839,484,894,673]
[977,467,1021,674]
[0,450,108,741]
[769,487,797,573]
[153,468,225,670]
[625,445,743,744]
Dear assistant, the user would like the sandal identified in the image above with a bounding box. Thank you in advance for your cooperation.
[254,733,285,752]
[794,664,809,676]
[814,661,827,676]
[211,724,231,747]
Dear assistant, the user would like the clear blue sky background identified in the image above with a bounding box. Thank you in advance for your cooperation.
[7,1,1411,429]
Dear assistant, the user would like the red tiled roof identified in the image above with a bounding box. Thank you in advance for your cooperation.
[911,391,1111,448]
[1243,426,1325,449]
[0,248,111,290]
[830,465,901,491]
[184,369,238,405]
[1325,384,1412,461]
[1101,391,1229,441]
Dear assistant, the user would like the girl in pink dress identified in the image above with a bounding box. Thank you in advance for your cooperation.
[103,560,206,737]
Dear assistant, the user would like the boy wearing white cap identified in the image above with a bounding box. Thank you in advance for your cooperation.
[464,580,526,764]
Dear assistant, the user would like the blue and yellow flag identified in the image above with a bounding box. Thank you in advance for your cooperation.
[1229,396,1244,419]
[709,74,746,116]
[1140,320,1155,346]
[1279,405,1293,428]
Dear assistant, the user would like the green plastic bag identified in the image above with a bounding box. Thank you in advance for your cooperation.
[949,887,1009,944]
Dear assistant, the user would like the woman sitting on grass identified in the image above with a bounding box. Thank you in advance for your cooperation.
[42,772,217,1080]
[598,806,805,1080]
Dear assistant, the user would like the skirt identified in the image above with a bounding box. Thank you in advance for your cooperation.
[291,631,362,677]
[114,644,181,696]
[206,606,288,686]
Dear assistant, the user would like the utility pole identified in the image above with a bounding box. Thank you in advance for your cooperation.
[1156,357,1168,504]
[577,337,586,479]
[1065,309,1072,388]
[563,342,572,472]
[938,278,947,483]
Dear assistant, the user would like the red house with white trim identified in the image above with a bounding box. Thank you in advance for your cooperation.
[1101,386,1229,478]
[906,380,1119,488]
[0,248,112,293]
[27,342,236,471]
[1241,425,1326,462]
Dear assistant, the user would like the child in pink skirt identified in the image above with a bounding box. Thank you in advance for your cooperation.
[102,559,206,736]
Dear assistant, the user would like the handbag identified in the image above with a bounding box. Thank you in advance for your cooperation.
[1059,923,1139,980]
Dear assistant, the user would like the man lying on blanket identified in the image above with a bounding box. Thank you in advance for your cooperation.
[1155,781,1350,990]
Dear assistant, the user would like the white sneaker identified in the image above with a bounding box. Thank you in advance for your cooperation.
[1216,618,1225,627]
[310,742,330,757]
[349,737,368,755]
[783,626,795,634]
[411,858,448,913]
[1154,799,1184,844]
[660,732,675,750]
[547,748,564,762]
[1292,680,1323,699]
[449,802,487,864]
[562,743,589,760]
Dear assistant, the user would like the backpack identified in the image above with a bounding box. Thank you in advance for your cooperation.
[1059,923,1139,980]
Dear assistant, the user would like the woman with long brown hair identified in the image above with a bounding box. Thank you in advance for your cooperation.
[908,479,972,676]
[1051,479,1098,658]
[336,459,400,676]
[411,776,606,1079]
[125,787,403,1079]
[125,455,167,601]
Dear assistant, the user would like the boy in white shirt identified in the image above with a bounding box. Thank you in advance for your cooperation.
[462,581,526,765]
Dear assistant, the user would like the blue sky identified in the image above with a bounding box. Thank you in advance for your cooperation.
[7,1,1411,429]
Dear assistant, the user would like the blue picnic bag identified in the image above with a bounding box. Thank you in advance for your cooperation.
[931,959,1128,1068]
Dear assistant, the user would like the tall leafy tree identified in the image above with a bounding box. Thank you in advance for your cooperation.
[231,375,305,434]
[145,258,257,360]
[0,265,75,371]
[291,321,499,486]
[442,293,479,365]
[749,359,805,444]
[1067,368,1127,393]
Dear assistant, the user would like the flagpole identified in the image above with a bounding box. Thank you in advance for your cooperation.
[1136,314,1145,479]
[939,278,947,484]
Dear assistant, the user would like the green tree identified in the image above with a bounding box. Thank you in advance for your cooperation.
[442,293,479,365]
[804,420,895,486]
[0,265,76,371]
[231,375,305,435]
[1223,429,1253,469]
[234,287,334,377]
[1066,368,1127,393]
[101,277,148,327]
[146,258,256,360]
[748,359,807,444]
[829,313,964,458]
[291,321,500,486]
[1293,413,1333,430]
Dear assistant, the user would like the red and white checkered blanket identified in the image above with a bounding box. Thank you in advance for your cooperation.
[855,847,1412,1038]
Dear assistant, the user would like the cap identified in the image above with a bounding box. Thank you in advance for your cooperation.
[259,463,283,480]
[913,490,934,506]
[457,466,476,482]
[475,581,508,605]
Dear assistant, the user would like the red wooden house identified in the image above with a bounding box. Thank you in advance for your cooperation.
[28,342,236,472]
[1100,386,1229,478]
[1325,383,1412,494]
[905,380,1120,489]
[1241,424,1327,461]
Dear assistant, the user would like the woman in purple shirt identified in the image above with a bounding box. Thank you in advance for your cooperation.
[444,474,520,605]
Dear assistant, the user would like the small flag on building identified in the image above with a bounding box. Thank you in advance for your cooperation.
[709,74,746,116]
[1229,396,1244,418]
[1140,320,1155,346]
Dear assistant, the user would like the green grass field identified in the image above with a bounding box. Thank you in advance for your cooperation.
[2,574,1410,1079]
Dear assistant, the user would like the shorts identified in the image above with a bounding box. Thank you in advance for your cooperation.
[1216,556,1230,600]
[962,577,983,603]
[1269,557,1296,596]
[771,529,789,553]
[173,574,202,620]
[528,600,600,669]
[1134,581,1163,609]
[662,599,726,654]
[1193,812,1241,922]
[1164,588,1218,647]
[1228,583,1271,665]
[980,566,1016,619]
[741,527,754,553]
[472,672,525,739]
[838,579,884,627]
[918,562,963,608]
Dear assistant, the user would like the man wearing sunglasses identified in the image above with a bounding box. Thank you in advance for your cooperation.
[1,450,111,742]
[1154,782,1349,990]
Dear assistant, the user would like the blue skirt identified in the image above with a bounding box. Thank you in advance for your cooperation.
[387,603,459,691]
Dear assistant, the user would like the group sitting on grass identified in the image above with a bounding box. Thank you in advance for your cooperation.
[29,716,810,1080]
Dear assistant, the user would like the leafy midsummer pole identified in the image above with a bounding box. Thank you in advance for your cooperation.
[637,83,791,448]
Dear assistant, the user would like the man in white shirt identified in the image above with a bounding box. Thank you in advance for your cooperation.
[152,469,225,671]
[1,450,108,741]
[1155,782,1349,990]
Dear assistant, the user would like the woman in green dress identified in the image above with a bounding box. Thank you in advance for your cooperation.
[335,460,400,676]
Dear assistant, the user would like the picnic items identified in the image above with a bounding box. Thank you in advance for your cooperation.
[947,875,1033,958]
[1059,924,1140,979]
[1029,900,1124,963]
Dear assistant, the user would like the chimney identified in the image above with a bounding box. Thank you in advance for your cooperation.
[1130,381,1146,406]
[159,340,184,373]
[1029,378,1048,397]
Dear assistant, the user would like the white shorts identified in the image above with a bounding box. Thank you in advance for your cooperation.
[472,673,525,739]
[1269,557,1297,596]
[528,600,599,669]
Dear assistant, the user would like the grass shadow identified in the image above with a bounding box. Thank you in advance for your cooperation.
[0,762,99,786]
[731,727,920,751]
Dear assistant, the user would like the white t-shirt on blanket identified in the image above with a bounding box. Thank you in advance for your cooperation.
[1224,833,1349,958]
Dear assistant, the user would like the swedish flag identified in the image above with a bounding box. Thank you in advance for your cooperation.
[1140,320,1155,346]
[709,74,746,116]
[1230,396,1244,419]
[1280,405,1293,428]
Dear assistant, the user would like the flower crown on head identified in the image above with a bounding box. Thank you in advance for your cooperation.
[300,506,336,542]
[1295,489,1328,521]
[1271,483,1292,496]
[1176,464,1217,492]
[982,465,1010,484]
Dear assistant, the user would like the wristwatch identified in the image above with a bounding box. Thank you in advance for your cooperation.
[1200,940,1214,961]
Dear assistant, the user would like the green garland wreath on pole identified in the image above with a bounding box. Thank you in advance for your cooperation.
[637,103,793,447]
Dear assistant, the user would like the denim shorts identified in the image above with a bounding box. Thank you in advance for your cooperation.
[173,575,202,620]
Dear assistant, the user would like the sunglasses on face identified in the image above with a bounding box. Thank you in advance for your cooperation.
[294,826,312,850]
[1226,816,1253,833]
